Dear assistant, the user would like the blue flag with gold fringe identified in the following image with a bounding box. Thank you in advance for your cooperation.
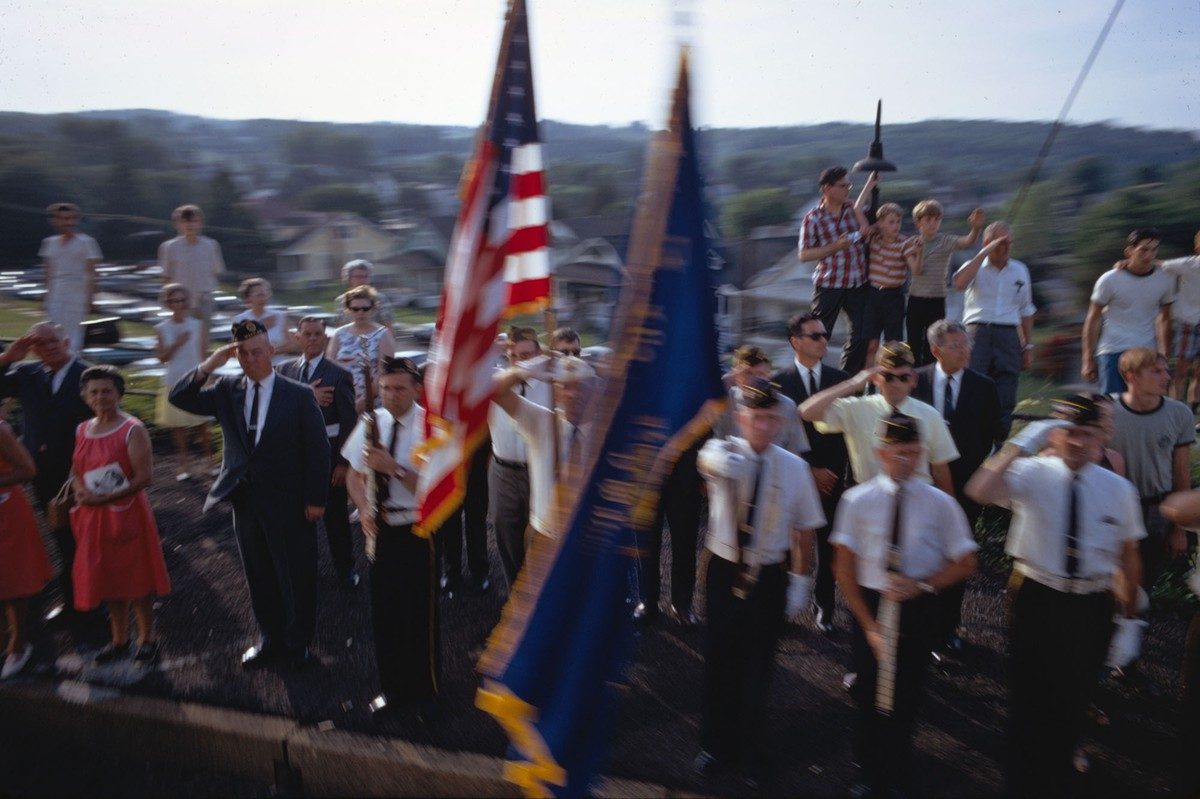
[477,48,726,797]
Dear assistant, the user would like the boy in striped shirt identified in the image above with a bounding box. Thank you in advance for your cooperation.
[861,202,909,367]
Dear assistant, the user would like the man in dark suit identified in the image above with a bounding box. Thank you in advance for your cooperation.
[0,322,93,618]
[913,319,1003,653]
[771,312,850,633]
[277,316,359,589]
[170,319,330,669]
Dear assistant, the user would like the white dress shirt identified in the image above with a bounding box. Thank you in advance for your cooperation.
[509,394,588,536]
[794,358,823,396]
[995,456,1145,579]
[342,402,424,522]
[489,377,553,463]
[831,474,977,590]
[243,370,276,447]
[714,387,810,457]
[297,353,323,382]
[932,363,962,418]
[698,437,825,567]
[45,357,78,395]
[958,257,1036,326]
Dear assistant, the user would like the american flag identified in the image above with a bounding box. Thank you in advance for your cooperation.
[415,0,550,536]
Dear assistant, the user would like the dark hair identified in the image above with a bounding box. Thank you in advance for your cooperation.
[818,166,849,187]
[508,326,540,347]
[296,315,327,330]
[238,277,270,300]
[380,355,421,383]
[732,344,771,368]
[47,202,80,216]
[787,312,822,339]
[1125,228,1161,248]
[551,326,580,345]
[80,365,125,396]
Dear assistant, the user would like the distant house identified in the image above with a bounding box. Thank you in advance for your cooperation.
[377,215,458,297]
[273,213,401,289]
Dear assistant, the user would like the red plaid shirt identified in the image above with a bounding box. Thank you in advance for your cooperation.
[800,203,867,289]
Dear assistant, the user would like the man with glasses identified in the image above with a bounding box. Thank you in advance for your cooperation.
[39,203,102,352]
[774,312,851,633]
[800,341,957,495]
[799,166,873,374]
[913,319,1003,654]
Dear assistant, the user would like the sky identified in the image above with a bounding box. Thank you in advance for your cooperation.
[0,0,1196,132]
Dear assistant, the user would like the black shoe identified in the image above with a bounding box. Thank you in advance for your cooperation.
[632,601,659,623]
[666,604,699,628]
[43,604,67,625]
[815,606,835,635]
[340,572,361,590]
[416,698,439,725]
[848,782,873,799]
[440,575,458,599]
[692,750,724,777]
[467,576,492,594]
[133,641,160,663]
[943,633,964,653]
[240,642,281,669]
[369,693,399,722]
[94,641,130,664]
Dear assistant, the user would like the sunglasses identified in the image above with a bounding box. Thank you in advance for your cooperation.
[881,372,913,383]
[349,305,373,312]
[797,332,829,341]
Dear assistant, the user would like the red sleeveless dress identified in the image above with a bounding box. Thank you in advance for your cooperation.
[70,416,171,610]
[0,458,53,601]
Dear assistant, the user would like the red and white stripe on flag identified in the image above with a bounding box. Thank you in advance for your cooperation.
[503,142,550,315]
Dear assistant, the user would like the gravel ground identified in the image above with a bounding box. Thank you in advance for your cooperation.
[18,437,1193,798]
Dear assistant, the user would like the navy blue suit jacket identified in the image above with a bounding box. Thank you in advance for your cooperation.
[0,357,92,486]
[276,355,356,467]
[169,368,330,512]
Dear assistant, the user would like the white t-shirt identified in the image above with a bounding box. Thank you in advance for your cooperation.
[39,232,102,307]
[1090,267,1175,355]
[1163,256,1200,325]
[508,395,589,536]
[159,235,224,296]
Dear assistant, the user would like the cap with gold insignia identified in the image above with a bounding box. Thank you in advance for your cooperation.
[877,410,921,443]
[231,319,268,341]
[876,340,915,369]
[380,355,421,380]
[1049,393,1103,427]
[738,376,780,409]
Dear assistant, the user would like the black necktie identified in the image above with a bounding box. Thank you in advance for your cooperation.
[384,417,401,501]
[247,382,261,447]
[943,375,955,422]
[300,360,311,383]
[734,455,766,598]
[1066,473,1080,577]
[743,457,765,545]
[806,368,818,398]
[888,484,905,571]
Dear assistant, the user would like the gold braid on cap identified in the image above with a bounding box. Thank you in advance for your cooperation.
[877,411,920,443]
[877,341,915,369]
[231,319,268,341]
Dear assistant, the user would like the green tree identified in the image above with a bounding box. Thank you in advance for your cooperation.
[298,184,382,220]
[205,170,270,275]
[720,188,792,239]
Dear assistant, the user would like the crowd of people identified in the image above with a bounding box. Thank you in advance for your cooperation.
[1,183,1199,797]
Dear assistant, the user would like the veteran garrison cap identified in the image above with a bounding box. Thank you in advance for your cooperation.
[231,319,268,341]
[1049,393,1103,426]
[876,340,915,369]
[877,411,921,443]
[380,355,421,380]
[738,376,780,409]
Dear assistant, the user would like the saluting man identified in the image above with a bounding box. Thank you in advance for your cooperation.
[832,412,977,798]
[693,377,825,785]
[966,394,1144,797]
[342,356,437,723]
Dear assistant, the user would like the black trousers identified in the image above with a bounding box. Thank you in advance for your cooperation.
[489,458,531,588]
[322,479,353,579]
[812,284,870,375]
[229,490,318,654]
[639,446,701,612]
[906,295,945,367]
[1007,575,1114,798]
[938,498,982,640]
[701,555,787,768]
[813,487,843,616]
[32,459,75,611]
[850,590,939,796]
[1181,610,1200,795]
[440,442,490,586]
[370,520,439,704]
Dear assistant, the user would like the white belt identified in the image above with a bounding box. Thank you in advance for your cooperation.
[325,423,340,438]
[1014,561,1112,595]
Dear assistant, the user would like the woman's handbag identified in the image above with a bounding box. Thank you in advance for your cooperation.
[46,475,74,529]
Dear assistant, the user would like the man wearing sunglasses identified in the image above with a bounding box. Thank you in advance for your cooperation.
[800,341,957,495]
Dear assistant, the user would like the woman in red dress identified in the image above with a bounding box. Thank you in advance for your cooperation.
[0,420,50,679]
[71,366,170,663]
